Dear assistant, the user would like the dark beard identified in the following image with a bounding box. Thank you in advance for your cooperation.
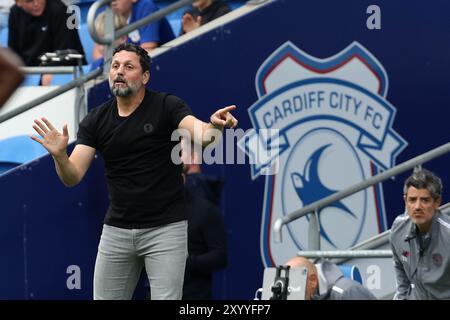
[111,85,133,97]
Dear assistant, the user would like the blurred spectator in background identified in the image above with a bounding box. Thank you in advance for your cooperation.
[181,140,225,207]
[182,171,228,300]
[285,256,377,300]
[91,11,128,70]
[0,0,14,33]
[181,0,231,35]
[181,140,228,300]
[8,0,86,85]
[109,0,174,53]
[0,48,24,108]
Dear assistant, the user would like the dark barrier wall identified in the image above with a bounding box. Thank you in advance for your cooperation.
[1,0,449,299]
[141,0,450,298]
[0,147,108,299]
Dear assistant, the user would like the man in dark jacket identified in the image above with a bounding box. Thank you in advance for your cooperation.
[8,0,86,85]
[182,187,227,299]
[181,140,227,299]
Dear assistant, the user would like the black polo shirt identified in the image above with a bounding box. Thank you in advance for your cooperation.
[77,89,193,229]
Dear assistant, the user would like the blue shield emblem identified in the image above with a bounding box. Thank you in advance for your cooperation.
[238,41,407,266]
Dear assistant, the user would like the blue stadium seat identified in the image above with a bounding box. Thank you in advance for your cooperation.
[169,19,182,36]
[78,23,94,65]
[0,27,7,47]
[50,64,92,85]
[21,74,41,86]
[0,135,47,175]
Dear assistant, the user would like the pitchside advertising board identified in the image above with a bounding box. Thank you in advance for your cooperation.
[86,0,450,299]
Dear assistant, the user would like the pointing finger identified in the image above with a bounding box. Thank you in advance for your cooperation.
[219,105,236,114]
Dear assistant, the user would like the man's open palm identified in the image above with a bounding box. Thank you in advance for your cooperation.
[31,118,69,157]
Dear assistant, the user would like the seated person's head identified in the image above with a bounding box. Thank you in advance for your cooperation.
[94,12,128,55]
[285,256,318,300]
[16,0,46,17]
[111,0,135,17]
[193,0,213,11]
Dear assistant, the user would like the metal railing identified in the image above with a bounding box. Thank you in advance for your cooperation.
[88,0,195,44]
[0,0,193,125]
[294,201,450,263]
[86,0,195,76]
[273,142,450,250]
[273,153,449,301]
[298,250,393,259]
[20,66,75,74]
[0,67,102,126]
[1,0,266,125]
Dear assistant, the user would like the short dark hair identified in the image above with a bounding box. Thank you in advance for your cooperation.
[112,43,151,73]
[403,168,443,200]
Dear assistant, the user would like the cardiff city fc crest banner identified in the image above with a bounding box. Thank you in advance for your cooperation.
[238,41,407,266]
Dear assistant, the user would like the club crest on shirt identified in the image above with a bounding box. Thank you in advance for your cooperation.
[144,123,153,134]
[401,250,410,262]
[128,29,141,43]
[238,41,407,266]
[432,253,443,267]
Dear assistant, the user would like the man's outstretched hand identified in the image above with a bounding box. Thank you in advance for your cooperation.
[31,117,69,158]
[210,105,238,129]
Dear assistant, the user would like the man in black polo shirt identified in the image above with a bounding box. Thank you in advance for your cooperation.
[30,43,238,300]
[8,0,86,85]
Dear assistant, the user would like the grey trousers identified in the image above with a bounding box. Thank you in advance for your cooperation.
[93,221,188,300]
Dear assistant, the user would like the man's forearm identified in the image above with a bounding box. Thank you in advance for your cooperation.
[53,153,82,187]
[201,121,223,147]
[178,115,226,147]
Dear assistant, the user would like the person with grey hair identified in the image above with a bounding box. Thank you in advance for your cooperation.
[390,168,450,299]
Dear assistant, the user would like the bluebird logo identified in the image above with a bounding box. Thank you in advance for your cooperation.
[238,41,407,266]
[291,144,357,248]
